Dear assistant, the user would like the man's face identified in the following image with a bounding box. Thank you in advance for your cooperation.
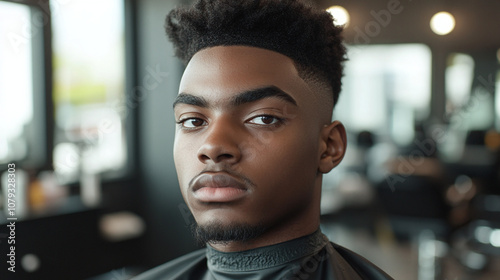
[173,46,327,242]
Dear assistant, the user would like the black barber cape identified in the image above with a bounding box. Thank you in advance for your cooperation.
[133,230,394,280]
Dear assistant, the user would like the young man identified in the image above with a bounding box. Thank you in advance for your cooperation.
[135,0,393,279]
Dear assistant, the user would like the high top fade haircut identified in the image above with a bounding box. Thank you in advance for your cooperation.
[165,0,347,108]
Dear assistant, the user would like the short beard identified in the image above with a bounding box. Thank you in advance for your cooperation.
[191,221,266,246]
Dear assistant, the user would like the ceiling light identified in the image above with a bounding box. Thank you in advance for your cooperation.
[327,6,350,27]
[430,11,455,35]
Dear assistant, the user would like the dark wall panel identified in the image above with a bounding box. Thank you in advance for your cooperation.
[136,0,199,268]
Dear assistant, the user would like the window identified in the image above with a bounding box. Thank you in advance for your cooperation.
[51,0,127,183]
[335,44,432,146]
[445,53,474,110]
[445,52,494,132]
[1,0,129,185]
[0,1,48,168]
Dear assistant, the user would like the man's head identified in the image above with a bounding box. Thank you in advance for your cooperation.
[167,0,347,250]
[166,0,346,110]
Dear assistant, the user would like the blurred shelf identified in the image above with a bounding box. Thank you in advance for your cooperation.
[0,195,96,224]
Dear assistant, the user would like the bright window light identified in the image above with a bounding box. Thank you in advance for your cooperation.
[446,53,475,107]
[336,44,432,144]
[0,2,33,163]
[491,229,500,247]
[52,0,126,182]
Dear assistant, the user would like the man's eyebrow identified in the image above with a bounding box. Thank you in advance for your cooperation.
[173,93,208,109]
[173,86,297,109]
[232,86,297,107]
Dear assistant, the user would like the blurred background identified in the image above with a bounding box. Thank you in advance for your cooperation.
[0,0,499,279]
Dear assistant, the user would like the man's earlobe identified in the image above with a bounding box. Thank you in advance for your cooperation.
[318,121,347,173]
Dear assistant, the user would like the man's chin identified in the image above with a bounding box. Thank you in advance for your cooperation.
[191,220,266,245]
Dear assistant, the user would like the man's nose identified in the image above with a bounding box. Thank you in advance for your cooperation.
[197,118,242,164]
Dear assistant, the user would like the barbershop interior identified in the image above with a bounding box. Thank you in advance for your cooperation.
[1,0,500,279]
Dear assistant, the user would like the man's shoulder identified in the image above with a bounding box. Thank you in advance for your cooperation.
[331,242,394,280]
[133,248,207,280]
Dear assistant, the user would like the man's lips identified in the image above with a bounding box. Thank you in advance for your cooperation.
[191,173,249,203]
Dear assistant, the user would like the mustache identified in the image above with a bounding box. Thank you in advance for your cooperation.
[188,168,256,190]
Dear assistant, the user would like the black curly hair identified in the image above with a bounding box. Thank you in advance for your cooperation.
[165,0,346,107]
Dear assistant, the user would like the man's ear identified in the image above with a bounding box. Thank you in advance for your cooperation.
[318,121,347,173]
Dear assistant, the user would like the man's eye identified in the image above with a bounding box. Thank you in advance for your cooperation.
[248,115,282,126]
[178,118,207,128]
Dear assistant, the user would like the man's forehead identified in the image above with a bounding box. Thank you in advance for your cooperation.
[178,46,303,95]
[182,45,299,80]
[188,45,296,65]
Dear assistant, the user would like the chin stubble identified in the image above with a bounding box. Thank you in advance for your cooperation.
[191,221,267,245]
